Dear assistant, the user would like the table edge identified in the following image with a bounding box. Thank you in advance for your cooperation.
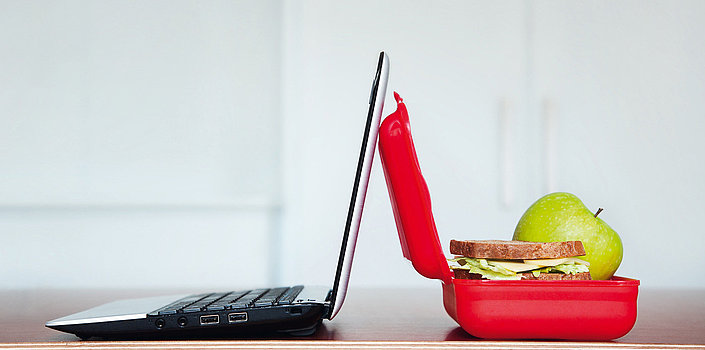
[0,340,703,349]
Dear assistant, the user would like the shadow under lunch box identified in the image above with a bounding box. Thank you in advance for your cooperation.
[378,92,640,340]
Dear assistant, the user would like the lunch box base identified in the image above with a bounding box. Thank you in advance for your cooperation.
[443,276,639,340]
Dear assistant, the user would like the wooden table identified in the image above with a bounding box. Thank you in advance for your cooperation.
[1,288,703,349]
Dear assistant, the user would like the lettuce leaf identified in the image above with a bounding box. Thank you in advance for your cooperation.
[530,266,554,277]
[551,263,589,275]
[529,263,589,277]
[448,257,589,280]
[448,257,520,280]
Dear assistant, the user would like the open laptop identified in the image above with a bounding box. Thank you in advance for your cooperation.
[46,51,390,339]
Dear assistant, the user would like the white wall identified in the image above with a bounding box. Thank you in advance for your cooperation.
[279,0,705,289]
[530,1,705,287]
[278,1,532,289]
[0,0,282,289]
[2,1,704,290]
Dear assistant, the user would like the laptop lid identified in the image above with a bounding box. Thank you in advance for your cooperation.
[327,52,389,319]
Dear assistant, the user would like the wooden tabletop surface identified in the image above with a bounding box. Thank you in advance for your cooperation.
[0,287,703,349]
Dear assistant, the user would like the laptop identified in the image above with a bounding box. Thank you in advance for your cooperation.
[46,51,390,339]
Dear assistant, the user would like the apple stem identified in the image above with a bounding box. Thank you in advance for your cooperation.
[594,208,604,218]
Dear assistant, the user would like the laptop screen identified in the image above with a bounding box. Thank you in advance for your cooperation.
[327,52,389,319]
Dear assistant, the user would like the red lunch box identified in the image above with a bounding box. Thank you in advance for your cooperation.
[378,92,640,340]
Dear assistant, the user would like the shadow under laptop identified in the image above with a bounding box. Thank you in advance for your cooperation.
[74,321,332,341]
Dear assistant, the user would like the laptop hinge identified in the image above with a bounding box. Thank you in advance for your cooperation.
[323,289,334,319]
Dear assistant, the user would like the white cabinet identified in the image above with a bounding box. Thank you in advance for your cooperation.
[531,1,705,286]
[0,1,282,206]
[280,1,705,288]
[0,0,282,288]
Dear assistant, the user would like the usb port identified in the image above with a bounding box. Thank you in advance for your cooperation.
[199,315,219,325]
[228,312,248,323]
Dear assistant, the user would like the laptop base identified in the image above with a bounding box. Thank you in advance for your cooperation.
[59,305,326,340]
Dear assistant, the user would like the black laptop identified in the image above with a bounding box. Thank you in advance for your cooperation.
[46,52,390,339]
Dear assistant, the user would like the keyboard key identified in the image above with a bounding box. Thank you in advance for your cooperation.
[232,289,268,308]
[148,287,300,315]
[148,294,212,316]
[227,291,249,303]
[186,292,231,310]
[254,299,274,307]
[260,287,288,300]
[252,287,288,307]
[277,286,304,305]
[182,307,203,313]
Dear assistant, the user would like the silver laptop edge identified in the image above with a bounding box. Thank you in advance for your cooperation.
[328,52,389,319]
[46,295,187,327]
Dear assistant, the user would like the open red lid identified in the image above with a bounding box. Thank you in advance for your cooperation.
[378,92,453,284]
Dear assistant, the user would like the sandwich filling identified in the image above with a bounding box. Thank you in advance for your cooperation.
[448,257,590,280]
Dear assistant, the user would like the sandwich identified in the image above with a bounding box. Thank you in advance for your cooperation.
[448,240,591,280]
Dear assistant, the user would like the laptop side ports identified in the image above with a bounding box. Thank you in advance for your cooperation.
[199,315,219,325]
[228,312,248,323]
[154,318,165,329]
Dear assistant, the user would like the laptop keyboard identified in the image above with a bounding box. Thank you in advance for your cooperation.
[148,285,304,316]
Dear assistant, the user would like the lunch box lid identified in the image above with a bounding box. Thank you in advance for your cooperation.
[378,92,453,284]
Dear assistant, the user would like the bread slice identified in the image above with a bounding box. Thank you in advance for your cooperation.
[453,269,591,281]
[450,240,585,260]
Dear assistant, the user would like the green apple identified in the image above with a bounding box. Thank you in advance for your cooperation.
[512,192,623,280]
